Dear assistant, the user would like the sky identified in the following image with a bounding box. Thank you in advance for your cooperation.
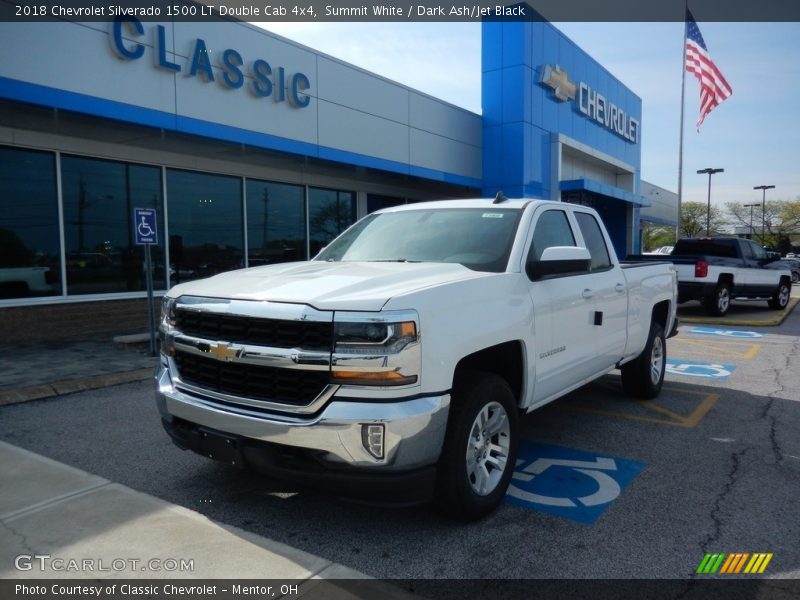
[256,20,800,211]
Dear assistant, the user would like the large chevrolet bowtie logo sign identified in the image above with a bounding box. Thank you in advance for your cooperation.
[539,64,640,145]
[541,64,576,101]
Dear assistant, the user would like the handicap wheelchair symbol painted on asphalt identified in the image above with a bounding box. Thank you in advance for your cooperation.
[690,327,763,339]
[666,360,736,380]
[505,442,645,523]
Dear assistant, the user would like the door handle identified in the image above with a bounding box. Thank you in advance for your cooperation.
[582,288,594,299]
[615,283,626,293]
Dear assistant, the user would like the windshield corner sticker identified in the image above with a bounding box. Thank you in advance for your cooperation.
[666,359,736,380]
[506,441,645,524]
[481,213,505,218]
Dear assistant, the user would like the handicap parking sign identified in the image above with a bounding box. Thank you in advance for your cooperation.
[506,441,645,524]
[134,207,158,245]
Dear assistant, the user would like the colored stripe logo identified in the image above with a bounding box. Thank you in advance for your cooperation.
[696,553,773,574]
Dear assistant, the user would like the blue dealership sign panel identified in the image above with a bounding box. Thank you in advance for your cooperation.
[134,208,158,245]
[506,441,645,524]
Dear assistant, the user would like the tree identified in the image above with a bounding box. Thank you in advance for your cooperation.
[641,224,676,251]
[680,201,726,238]
[725,199,800,249]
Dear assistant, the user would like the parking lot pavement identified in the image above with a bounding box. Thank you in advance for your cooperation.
[0,440,419,599]
[0,303,798,590]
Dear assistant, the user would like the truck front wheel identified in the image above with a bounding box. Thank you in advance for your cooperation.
[767,281,790,310]
[435,372,518,521]
[621,321,666,399]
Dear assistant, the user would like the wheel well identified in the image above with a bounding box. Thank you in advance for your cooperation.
[718,273,734,287]
[652,300,670,331]
[779,275,791,287]
[454,341,524,405]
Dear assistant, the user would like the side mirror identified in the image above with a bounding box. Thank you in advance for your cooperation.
[527,246,591,280]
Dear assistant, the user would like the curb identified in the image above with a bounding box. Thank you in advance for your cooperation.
[0,368,153,407]
[678,297,799,327]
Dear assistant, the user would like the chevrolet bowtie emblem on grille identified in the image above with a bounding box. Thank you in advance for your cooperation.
[199,342,242,362]
[541,64,576,102]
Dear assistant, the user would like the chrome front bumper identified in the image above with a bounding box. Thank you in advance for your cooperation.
[155,364,451,471]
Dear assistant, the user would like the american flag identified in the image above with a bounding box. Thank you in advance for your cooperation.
[685,10,732,130]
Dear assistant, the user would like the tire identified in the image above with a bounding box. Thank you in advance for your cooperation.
[621,321,666,400]
[767,281,791,310]
[792,272,799,284]
[435,371,518,521]
[703,282,731,316]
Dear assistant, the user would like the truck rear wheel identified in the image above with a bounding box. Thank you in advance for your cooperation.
[621,321,666,399]
[435,371,518,521]
[703,282,731,316]
[767,281,790,310]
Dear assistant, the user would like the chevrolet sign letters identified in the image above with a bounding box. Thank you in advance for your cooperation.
[541,65,639,144]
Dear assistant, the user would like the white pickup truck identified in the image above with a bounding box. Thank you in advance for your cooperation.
[156,198,677,520]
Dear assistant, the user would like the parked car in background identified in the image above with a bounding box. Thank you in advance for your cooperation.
[644,246,673,256]
[0,266,56,298]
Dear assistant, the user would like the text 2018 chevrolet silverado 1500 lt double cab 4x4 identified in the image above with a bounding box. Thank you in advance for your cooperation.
[156,198,678,520]
[630,237,792,316]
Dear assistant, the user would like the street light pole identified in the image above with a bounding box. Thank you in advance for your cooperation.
[753,185,775,246]
[743,203,759,240]
[697,168,724,236]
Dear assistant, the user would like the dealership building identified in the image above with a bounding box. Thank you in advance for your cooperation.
[0,14,676,341]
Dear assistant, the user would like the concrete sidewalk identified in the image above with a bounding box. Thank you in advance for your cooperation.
[0,340,158,406]
[0,441,414,596]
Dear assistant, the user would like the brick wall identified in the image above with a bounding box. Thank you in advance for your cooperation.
[0,298,161,344]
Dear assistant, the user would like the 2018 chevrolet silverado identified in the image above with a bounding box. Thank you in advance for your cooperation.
[156,198,678,520]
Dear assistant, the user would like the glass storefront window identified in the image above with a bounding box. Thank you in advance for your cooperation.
[167,169,243,283]
[309,188,356,256]
[0,147,60,299]
[61,155,164,295]
[367,194,405,213]
[246,180,306,265]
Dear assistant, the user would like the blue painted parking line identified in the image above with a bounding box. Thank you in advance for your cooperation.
[506,441,645,524]
[689,327,763,339]
[666,359,736,380]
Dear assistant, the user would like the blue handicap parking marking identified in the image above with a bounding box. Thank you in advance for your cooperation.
[666,359,736,380]
[689,327,763,339]
[505,441,645,524]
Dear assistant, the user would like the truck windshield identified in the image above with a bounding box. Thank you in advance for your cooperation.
[315,208,522,273]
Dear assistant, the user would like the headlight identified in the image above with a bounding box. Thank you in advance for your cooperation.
[159,297,177,358]
[334,321,416,354]
[160,296,176,329]
[332,311,420,386]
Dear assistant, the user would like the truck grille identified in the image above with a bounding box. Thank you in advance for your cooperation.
[174,351,329,406]
[175,309,332,351]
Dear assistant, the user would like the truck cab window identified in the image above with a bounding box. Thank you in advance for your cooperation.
[574,212,611,271]
[529,210,575,261]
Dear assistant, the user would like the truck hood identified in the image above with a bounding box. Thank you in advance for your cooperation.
[168,261,489,311]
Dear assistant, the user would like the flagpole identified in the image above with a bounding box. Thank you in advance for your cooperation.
[676,3,688,240]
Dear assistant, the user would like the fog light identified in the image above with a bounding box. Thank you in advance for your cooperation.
[361,424,385,459]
